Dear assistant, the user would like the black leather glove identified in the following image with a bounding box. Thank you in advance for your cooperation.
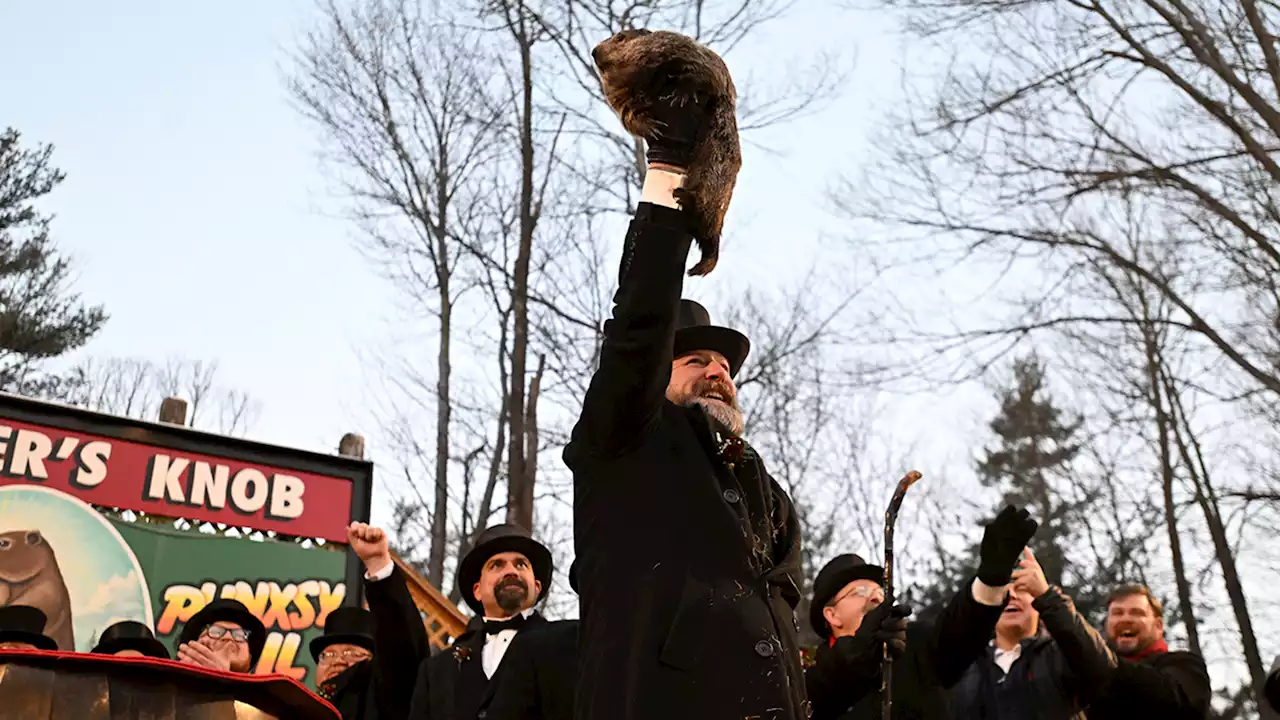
[830,602,912,670]
[643,75,712,169]
[977,506,1039,587]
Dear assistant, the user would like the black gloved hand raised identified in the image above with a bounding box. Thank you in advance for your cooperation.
[831,602,912,670]
[643,75,712,170]
[977,506,1039,587]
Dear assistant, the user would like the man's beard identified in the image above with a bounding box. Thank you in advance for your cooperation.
[690,396,744,435]
[678,377,744,435]
[494,576,530,615]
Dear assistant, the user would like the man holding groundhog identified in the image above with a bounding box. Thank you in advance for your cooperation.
[564,35,807,720]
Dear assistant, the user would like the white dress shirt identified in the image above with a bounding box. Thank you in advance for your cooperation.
[481,608,535,678]
[970,577,1020,674]
[366,561,394,582]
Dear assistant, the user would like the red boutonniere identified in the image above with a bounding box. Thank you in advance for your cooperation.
[453,645,473,664]
[799,646,818,669]
[718,434,746,465]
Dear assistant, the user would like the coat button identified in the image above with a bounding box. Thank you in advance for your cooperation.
[723,488,741,504]
[754,639,775,657]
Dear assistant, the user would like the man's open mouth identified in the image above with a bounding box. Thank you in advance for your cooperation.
[701,391,729,402]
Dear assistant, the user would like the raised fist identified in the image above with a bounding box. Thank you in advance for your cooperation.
[348,522,392,575]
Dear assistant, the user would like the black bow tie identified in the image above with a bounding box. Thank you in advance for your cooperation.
[484,615,527,635]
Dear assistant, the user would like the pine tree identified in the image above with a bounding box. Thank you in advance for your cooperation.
[976,354,1082,602]
[906,354,1121,622]
[0,128,106,397]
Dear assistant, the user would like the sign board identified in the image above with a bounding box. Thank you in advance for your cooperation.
[0,394,373,686]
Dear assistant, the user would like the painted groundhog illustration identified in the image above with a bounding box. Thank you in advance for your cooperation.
[593,28,741,276]
[0,529,74,650]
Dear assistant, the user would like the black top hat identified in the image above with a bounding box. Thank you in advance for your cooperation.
[92,620,170,659]
[0,605,57,651]
[673,300,750,379]
[457,524,553,615]
[309,607,375,662]
[809,554,886,637]
[178,599,267,666]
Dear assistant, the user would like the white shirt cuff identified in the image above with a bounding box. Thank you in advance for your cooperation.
[641,168,685,209]
[365,560,394,581]
[971,578,1008,607]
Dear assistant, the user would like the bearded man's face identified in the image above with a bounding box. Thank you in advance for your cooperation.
[474,551,540,618]
[667,350,744,435]
[1105,593,1164,657]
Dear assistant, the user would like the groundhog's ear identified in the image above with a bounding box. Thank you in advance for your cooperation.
[25,531,42,546]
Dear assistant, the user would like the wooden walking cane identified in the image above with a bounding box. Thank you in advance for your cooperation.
[881,470,922,720]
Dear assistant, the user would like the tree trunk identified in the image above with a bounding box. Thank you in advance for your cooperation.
[449,321,509,609]
[1162,367,1274,718]
[426,178,454,589]
[506,11,535,531]
[520,354,545,526]
[1142,325,1202,657]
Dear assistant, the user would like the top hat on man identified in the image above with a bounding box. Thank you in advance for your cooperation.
[178,598,267,665]
[309,606,376,662]
[0,605,58,651]
[92,620,170,659]
[457,523,553,615]
[809,554,886,637]
[673,300,750,379]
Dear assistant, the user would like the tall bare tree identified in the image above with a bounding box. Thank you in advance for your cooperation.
[292,0,507,586]
[294,0,849,605]
[839,1,1280,709]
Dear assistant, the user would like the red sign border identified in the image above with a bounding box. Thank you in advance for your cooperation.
[0,392,373,604]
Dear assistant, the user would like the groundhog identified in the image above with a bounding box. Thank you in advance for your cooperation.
[593,29,741,276]
[0,529,75,650]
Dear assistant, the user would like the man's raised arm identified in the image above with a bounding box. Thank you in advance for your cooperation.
[570,169,692,457]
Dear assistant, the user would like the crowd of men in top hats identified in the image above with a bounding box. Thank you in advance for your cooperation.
[5,51,1280,720]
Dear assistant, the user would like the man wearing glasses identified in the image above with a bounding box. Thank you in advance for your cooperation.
[806,506,1038,719]
[176,598,266,673]
[310,521,429,720]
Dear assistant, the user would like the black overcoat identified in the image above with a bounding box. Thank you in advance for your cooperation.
[807,578,1005,720]
[408,613,548,720]
[564,203,808,720]
[481,620,577,720]
[325,565,429,720]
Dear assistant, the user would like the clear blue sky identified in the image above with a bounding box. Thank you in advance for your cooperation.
[1,0,395,458]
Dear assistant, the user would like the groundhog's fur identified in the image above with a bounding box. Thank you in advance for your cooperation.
[593,29,741,276]
[0,529,75,650]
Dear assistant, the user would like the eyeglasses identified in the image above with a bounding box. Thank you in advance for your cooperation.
[831,585,884,606]
[319,648,372,664]
[202,625,250,643]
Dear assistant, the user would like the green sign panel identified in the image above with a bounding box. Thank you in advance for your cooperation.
[0,484,348,687]
[112,520,348,684]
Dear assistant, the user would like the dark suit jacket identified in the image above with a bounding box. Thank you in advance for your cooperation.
[408,612,548,720]
[481,620,577,720]
[564,203,807,720]
[325,565,429,720]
